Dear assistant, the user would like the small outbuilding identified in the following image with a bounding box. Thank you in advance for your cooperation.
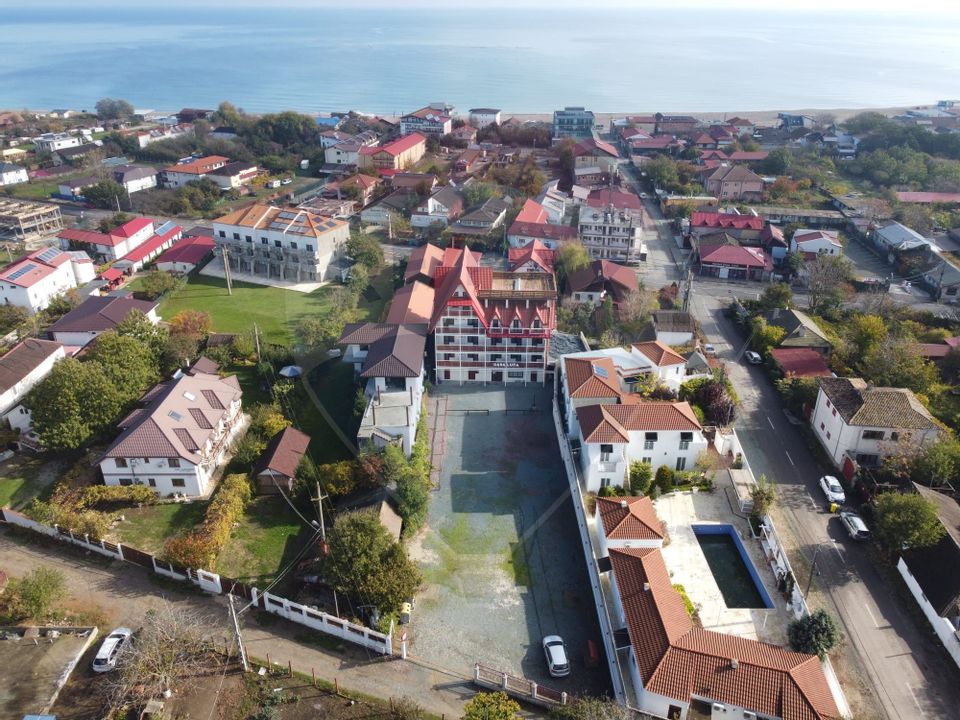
[254,427,311,495]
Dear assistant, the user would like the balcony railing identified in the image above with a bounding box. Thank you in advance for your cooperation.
[597,462,619,473]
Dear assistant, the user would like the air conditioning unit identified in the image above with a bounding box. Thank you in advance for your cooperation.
[743,713,757,720]
[711,704,726,713]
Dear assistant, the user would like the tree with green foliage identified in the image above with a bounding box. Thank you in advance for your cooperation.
[654,465,675,494]
[760,147,793,175]
[24,358,125,450]
[323,511,421,613]
[297,313,346,350]
[83,179,127,210]
[463,182,498,208]
[95,97,135,121]
[750,474,777,518]
[775,376,819,413]
[550,696,630,720]
[347,263,370,296]
[629,461,653,495]
[137,270,180,300]
[749,316,786,355]
[555,242,591,290]
[0,303,29,336]
[9,566,66,620]
[914,437,960,489]
[760,282,792,310]
[462,692,521,720]
[42,289,81,322]
[874,492,946,553]
[346,232,385,269]
[860,336,939,395]
[98,212,132,234]
[788,609,840,659]
[88,331,160,402]
[846,314,888,358]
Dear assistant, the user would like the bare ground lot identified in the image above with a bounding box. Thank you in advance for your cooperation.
[408,386,611,697]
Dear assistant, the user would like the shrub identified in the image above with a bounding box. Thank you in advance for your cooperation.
[463,692,520,720]
[788,609,840,658]
[25,499,111,539]
[654,465,675,494]
[629,461,653,495]
[750,474,777,518]
[598,485,628,497]
[672,583,698,621]
[9,567,67,620]
[162,473,251,568]
[77,484,158,510]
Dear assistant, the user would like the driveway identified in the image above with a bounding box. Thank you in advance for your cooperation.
[687,290,960,720]
[408,386,610,697]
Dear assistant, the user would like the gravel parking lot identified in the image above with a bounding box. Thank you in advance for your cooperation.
[408,385,610,696]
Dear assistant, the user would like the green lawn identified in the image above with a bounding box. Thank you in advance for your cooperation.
[216,496,309,586]
[0,456,58,510]
[301,359,359,464]
[9,181,58,200]
[112,502,208,555]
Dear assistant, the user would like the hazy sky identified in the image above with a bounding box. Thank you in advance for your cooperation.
[19,0,960,10]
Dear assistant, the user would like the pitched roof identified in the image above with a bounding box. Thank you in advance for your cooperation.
[596,496,663,540]
[0,339,63,395]
[163,155,229,174]
[213,204,346,239]
[765,309,831,348]
[103,372,241,463]
[47,296,157,335]
[632,340,687,367]
[653,310,695,333]
[361,133,426,157]
[507,221,577,244]
[585,187,642,212]
[255,426,311,479]
[564,356,622,399]
[515,198,549,224]
[566,260,637,300]
[609,547,840,720]
[404,243,445,283]
[573,137,620,158]
[709,164,764,184]
[699,242,771,270]
[817,377,940,430]
[112,164,158,182]
[793,229,841,248]
[386,281,435,324]
[727,151,770,162]
[0,246,72,288]
[769,348,833,377]
[156,234,216,265]
[577,402,701,443]
[339,323,427,378]
[508,239,558,272]
[902,483,960,617]
[690,211,764,231]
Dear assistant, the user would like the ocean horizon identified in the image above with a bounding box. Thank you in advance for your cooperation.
[2,5,959,116]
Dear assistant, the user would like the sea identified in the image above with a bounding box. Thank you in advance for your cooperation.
[1,4,959,116]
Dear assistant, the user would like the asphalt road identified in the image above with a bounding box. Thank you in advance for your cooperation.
[623,177,960,718]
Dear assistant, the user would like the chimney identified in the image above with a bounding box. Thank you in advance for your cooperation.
[643,582,650,592]
[730,658,739,670]
[619,500,628,508]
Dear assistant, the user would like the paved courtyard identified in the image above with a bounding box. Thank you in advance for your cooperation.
[408,385,610,696]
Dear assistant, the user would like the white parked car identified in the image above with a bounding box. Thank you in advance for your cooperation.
[839,511,871,541]
[542,635,570,678]
[819,475,846,505]
[702,343,717,356]
[92,627,133,672]
[744,350,762,364]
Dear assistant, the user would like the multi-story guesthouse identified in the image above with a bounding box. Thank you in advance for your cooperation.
[358,134,427,172]
[99,369,243,497]
[400,104,454,137]
[0,247,94,314]
[553,107,595,141]
[212,203,349,283]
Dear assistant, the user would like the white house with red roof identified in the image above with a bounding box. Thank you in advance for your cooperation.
[59,216,158,262]
[0,338,65,434]
[508,240,557,274]
[155,234,216,274]
[113,221,184,273]
[415,244,557,385]
[358,134,427,172]
[595,495,665,557]
[791,229,842,260]
[161,155,230,188]
[698,241,773,281]
[573,138,621,173]
[0,247,94,314]
[400,104,453,137]
[99,370,243,497]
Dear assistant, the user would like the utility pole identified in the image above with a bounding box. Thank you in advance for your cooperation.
[311,482,339,617]
[227,593,250,672]
[222,245,233,295]
[253,322,261,362]
[805,544,823,597]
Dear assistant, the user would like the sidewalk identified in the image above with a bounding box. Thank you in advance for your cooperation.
[0,528,478,719]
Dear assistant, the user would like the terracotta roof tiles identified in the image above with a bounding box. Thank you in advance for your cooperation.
[596,496,664,540]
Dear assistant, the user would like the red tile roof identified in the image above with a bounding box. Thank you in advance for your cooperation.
[793,230,841,247]
[156,234,216,266]
[632,340,686,367]
[507,221,577,244]
[100,267,123,281]
[566,260,637,301]
[918,343,952,359]
[163,155,229,175]
[404,243,445,283]
[120,224,182,264]
[895,191,960,205]
[699,242,772,270]
[769,348,833,377]
[508,239,557,272]
[728,151,770,162]
[386,281,435,324]
[573,137,620,159]
[0,247,72,287]
[577,402,701,443]
[690,212,764,231]
[59,217,157,248]
[596,496,664,540]
[586,187,643,212]
[361,133,426,157]
[515,198,549,224]
[565,356,622,399]
[255,427,311,479]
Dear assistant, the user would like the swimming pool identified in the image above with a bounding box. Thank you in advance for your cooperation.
[693,524,774,609]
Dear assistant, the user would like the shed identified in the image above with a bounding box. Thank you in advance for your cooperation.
[254,427,311,495]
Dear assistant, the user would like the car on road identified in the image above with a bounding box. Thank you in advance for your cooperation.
[744,350,762,364]
[542,635,570,677]
[819,475,846,505]
[702,343,717,356]
[839,511,871,541]
[639,192,648,199]
[92,627,133,672]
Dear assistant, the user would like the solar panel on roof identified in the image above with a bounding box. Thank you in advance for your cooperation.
[6,264,36,281]
[37,248,61,262]
[592,364,609,379]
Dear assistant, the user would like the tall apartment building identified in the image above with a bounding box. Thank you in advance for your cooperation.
[212,204,349,283]
[400,103,454,137]
[553,106,595,141]
[421,246,556,385]
[577,204,642,262]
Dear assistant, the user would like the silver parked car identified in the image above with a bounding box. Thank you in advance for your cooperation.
[744,350,762,364]
[839,511,871,540]
[92,627,133,672]
[542,635,570,677]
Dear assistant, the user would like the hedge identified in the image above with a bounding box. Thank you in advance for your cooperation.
[162,473,252,569]
[77,484,158,510]
[25,499,112,539]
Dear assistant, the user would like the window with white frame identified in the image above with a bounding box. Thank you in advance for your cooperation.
[644,432,657,450]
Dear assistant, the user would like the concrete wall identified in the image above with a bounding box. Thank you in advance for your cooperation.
[898,557,960,671]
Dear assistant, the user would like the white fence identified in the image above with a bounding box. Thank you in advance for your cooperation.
[551,397,629,706]
[898,557,960,671]
[0,507,392,656]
